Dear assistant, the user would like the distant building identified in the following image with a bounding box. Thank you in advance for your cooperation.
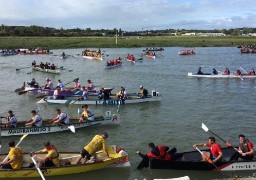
[181,33,196,36]
[196,33,226,37]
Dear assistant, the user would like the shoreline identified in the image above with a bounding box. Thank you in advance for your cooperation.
[0,36,255,49]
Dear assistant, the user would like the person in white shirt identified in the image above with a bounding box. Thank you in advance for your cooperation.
[117,86,128,99]
[49,109,69,125]
[53,86,64,99]
[45,78,54,90]
[57,79,65,91]
[25,110,42,127]
[87,79,95,90]
[0,110,17,128]
[79,86,88,100]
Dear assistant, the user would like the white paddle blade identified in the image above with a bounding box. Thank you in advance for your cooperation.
[201,123,209,132]
[68,125,75,133]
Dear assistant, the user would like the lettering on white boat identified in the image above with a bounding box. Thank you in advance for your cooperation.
[8,127,51,134]
[95,99,125,105]
[231,164,255,169]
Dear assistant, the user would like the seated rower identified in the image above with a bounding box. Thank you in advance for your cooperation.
[0,141,23,170]
[25,110,42,127]
[223,67,230,75]
[117,86,128,99]
[0,110,17,128]
[236,69,242,76]
[79,86,88,100]
[193,137,223,163]
[98,88,110,100]
[28,78,39,88]
[57,79,65,91]
[32,60,36,66]
[79,104,94,122]
[139,86,148,98]
[49,109,69,125]
[87,79,95,90]
[53,86,64,99]
[249,68,255,75]
[73,79,81,91]
[45,78,54,90]
[197,67,203,75]
[30,141,59,168]
[212,68,218,75]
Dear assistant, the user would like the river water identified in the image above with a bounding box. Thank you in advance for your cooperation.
[1,47,256,180]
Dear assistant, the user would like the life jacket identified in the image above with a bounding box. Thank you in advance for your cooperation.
[147,146,171,160]
[239,139,251,153]
[46,145,59,165]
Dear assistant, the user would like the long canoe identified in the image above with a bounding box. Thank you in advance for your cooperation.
[0,146,130,178]
[104,62,122,69]
[83,55,103,61]
[37,92,161,105]
[138,147,256,171]
[1,111,120,137]
[188,72,256,78]
[32,67,61,74]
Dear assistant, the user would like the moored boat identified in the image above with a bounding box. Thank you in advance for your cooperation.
[32,66,61,74]
[0,146,130,178]
[1,111,120,137]
[188,72,256,78]
[37,91,161,105]
[138,147,256,172]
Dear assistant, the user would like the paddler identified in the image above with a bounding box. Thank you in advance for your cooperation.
[57,79,65,91]
[45,78,54,90]
[30,141,59,168]
[49,109,69,125]
[193,137,223,163]
[75,132,109,164]
[53,86,64,99]
[0,110,17,128]
[87,79,95,90]
[139,86,148,98]
[0,140,23,170]
[79,104,94,122]
[25,110,42,127]
[249,68,255,75]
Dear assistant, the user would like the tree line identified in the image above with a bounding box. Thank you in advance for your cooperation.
[0,24,255,37]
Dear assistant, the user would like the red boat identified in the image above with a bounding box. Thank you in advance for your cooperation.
[179,49,196,55]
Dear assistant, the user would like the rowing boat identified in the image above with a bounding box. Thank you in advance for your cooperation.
[32,67,61,74]
[179,49,196,55]
[145,54,156,59]
[0,146,130,178]
[137,147,256,171]
[188,72,256,78]
[104,62,122,69]
[37,91,161,105]
[143,47,164,52]
[82,50,103,61]
[1,111,120,137]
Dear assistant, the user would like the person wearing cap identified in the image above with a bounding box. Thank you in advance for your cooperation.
[0,110,17,128]
[79,104,94,122]
[87,79,95,90]
[229,134,254,161]
[30,141,59,168]
[139,86,148,98]
[44,78,54,90]
[75,132,109,164]
[0,140,23,170]
[49,109,69,125]
[57,79,65,91]
[25,110,43,127]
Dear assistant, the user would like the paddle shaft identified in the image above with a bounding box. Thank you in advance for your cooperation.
[64,78,79,86]
[195,147,227,178]
[30,155,46,180]
[240,67,248,74]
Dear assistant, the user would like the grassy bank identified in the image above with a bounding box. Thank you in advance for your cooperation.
[0,36,256,49]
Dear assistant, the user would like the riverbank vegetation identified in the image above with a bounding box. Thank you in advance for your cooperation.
[0,36,256,49]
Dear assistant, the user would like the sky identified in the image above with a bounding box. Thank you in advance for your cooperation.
[0,0,256,31]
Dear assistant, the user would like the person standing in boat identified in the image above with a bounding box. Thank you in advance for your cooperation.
[30,141,59,168]
[223,67,230,75]
[87,79,95,90]
[229,134,254,161]
[45,78,54,90]
[79,104,94,122]
[57,79,65,91]
[49,109,69,125]
[0,140,23,170]
[25,110,43,127]
[75,132,109,164]
[139,86,148,98]
[193,137,223,163]
[0,110,17,128]
[197,67,203,75]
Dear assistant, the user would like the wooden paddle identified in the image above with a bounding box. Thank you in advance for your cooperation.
[16,66,30,71]
[194,147,227,178]
[30,155,46,180]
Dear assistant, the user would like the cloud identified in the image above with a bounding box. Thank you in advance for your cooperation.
[0,0,256,30]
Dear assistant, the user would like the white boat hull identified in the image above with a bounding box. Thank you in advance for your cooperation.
[188,72,256,78]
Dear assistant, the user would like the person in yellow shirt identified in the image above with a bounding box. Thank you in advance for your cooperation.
[30,141,59,168]
[0,140,23,170]
[76,132,109,164]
